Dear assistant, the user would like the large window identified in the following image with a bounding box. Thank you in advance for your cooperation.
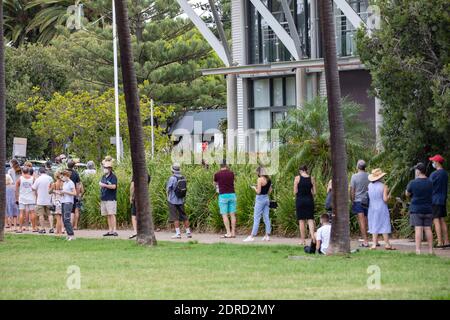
[249,76,296,130]
[247,0,310,64]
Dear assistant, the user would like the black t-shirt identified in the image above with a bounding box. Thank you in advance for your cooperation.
[101,172,118,201]
[69,169,80,185]
[406,178,433,214]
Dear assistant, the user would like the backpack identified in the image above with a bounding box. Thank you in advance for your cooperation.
[304,240,317,254]
[174,175,187,199]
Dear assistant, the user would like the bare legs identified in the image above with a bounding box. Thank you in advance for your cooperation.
[71,207,80,230]
[433,218,449,247]
[222,213,236,237]
[357,213,369,245]
[415,226,433,255]
[299,219,316,245]
[107,215,117,233]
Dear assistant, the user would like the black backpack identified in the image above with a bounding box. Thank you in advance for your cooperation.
[174,175,187,198]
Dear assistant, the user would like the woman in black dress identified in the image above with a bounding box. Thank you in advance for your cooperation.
[294,165,316,245]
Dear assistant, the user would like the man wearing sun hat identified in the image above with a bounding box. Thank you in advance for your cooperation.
[429,154,449,248]
[406,163,434,255]
[100,160,118,237]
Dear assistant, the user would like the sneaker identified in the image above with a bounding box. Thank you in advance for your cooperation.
[66,236,75,241]
[49,228,54,234]
[243,236,254,242]
[262,235,270,241]
[186,233,192,238]
[171,234,182,239]
[103,232,112,237]
[129,234,137,239]
[39,229,46,234]
[111,232,118,237]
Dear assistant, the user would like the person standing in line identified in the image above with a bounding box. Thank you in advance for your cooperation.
[100,161,118,237]
[32,167,54,234]
[166,164,191,239]
[406,163,434,254]
[214,161,237,239]
[350,160,370,248]
[428,154,449,248]
[294,165,316,246]
[84,161,97,176]
[244,167,272,242]
[8,159,22,184]
[325,179,333,223]
[45,161,56,233]
[67,160,81,230]
[60,170,77,241]
[129,173,151,239]
[5,174,19,231]
[49,171,64,235]
[15,166,37,233]
[315,214,332,255]
[367,168,396,250]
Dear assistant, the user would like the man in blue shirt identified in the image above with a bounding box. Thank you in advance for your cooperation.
[429,154,449,248]
[406,163,434,255]
[100,160,118,237]
[166,164,191,239]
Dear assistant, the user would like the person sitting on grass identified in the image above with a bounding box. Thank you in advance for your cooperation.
[406,163,434,255]
[166,164,191,239]
[315,214,332,255]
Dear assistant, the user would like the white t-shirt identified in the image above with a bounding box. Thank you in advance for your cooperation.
[19,176,36,204]
[61,180,76,204]
[316,224,331,254]
[32,174,53,206]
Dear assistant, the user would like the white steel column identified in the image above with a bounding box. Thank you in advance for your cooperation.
[112,0,121,162]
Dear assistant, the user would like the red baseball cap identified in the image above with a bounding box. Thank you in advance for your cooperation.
[429,154,445,163]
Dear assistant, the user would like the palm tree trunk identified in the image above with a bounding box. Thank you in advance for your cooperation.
[319,0,350,254]
[0,0,7,241]
[114,0,156,246]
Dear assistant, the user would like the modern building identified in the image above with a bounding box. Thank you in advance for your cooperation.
[178,0,381,151]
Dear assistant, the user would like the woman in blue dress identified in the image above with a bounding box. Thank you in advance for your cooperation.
[5,174,19,230]
[367,169,396,250]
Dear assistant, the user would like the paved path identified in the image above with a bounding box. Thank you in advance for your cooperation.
[6,228,450,258]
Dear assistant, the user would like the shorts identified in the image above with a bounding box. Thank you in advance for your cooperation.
[168,203,188,222]
[72,198,82,213]
[101,201,117,216]
[36,205,52,217]
[432,205,447,219]
[19,203,35,211]
[352,201,368,216]
[218,193,237,215]
[131,202,136,216]
[410,213,433,227]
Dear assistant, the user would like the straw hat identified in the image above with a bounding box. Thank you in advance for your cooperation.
[171,163,181,174]
[368,168,387,182]
[103,161,113,169]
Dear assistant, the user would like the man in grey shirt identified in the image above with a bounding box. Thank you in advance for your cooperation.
[350,160,370,247]
[166,163,191,239]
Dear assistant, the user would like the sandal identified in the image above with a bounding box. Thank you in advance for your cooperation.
[369,246,377,250]
[385,246,397,251]
[359,243,370,248]
[220,234,233,239]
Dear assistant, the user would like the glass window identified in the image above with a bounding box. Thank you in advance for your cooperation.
[286,77,296,106]
[273,78,284,106]
[254,109,271,130]
[253,79,270,108]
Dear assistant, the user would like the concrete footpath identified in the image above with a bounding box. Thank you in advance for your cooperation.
[6,228,450,258]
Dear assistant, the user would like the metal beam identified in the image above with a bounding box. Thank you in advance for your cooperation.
[208,0,232,63]
[176,0,230,66]
[249,0,300,60]
[280,0,304,58]
[333,0,366,29]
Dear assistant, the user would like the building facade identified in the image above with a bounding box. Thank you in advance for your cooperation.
[180,0,381,151]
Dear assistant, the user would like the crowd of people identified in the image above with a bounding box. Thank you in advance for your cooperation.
[4,153,448,255]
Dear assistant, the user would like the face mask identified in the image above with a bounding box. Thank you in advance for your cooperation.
[432,163,436,169]
[103,169,110,174]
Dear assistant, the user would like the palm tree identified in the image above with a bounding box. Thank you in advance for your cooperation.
[0,0,7,241]
[276,96,371,177]
[114,0,156,246]
[318,0,350,254]
[3,0,37,46]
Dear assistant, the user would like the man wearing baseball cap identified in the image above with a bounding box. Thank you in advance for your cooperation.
[429,154,449,248]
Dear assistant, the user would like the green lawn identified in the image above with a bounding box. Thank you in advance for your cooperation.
[0,234,449,300]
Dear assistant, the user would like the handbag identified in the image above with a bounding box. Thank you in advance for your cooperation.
[269,200,278,209]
